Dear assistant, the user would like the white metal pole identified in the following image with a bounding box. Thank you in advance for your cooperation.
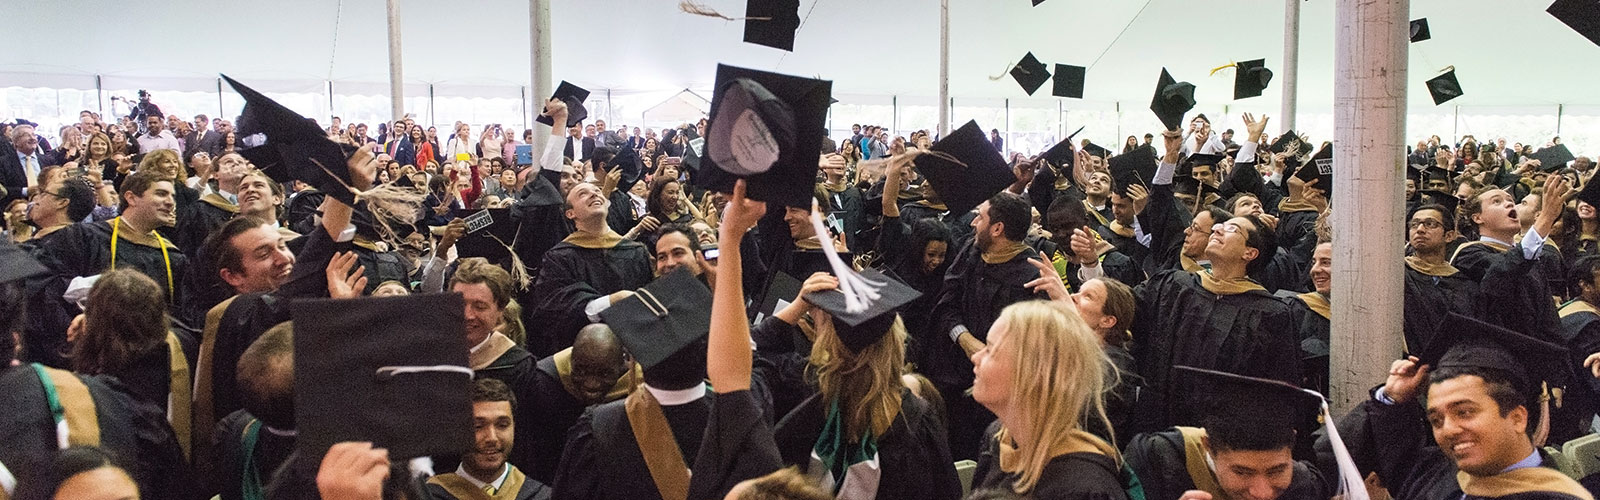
[385,0,405,122]
[938,0,950,137]
[1330,0,1408,415]
[530,0,554,154]
[1280,0,1301,133]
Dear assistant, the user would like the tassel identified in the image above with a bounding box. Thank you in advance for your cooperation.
[1534,382,1552,447]
[487,232,534,290]
[679,0,771,21]
[1309,391,1369,500]
[306,156,429,248]
[1208,62,1238,76]
[809,201,884,313]
[988,61,1018,81]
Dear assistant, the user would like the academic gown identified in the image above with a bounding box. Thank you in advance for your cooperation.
[0,364,187,499]
[1124,427,1329,500]
[550,391,712,500]
[35,219,192,322]
[175,192,238,257]
[17,228,79,368]
[822,182,867,254]
[749,316,820,423]
[473,341,541,472]
[1553,301,1600,445]
[1130,270,1304,428]
[1139,182,1197,278]
[1450,241,1562,345]
[426,467,552,500]
[877,214,951,368]
[508,170,573,275]
[1278,290,1331,396]
[684,389,786,500]
[526,236,652,357]
[1327,394,1593,500]
[211,410,295,500]
[1403,263,1483,354]
[903,202,976,248]
[520,350,639,483]
[1095,223,1151,285]
[972,421,1132,500]
[771,390,963,500]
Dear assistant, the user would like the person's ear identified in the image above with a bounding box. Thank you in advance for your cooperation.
[1241,246,1260,263]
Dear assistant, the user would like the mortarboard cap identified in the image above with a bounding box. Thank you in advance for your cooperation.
[1052,64,1086,99]
[744,0,802,51]
[450,208,519,261]
[804,269,921,353]
[1083,143,1112,159]
[1184,153,1226,169]
[1177,365,1324,443]
[1529,144,1576,172]
[1416,190,1460,219]
[697,64,831,208]
[608,145,645,192]
[913,120,1016,215]
[1010,53,1051,96]
[1426,68,1464,105]
[1410,18,1431,42]
[1150,68,1196,132]
[225,75,363,205]
[600,268,713,370]
[1041,138,1076,172]
[754,272,803,323]
[1173,175,1220,201]
[1548,0,1600,48]
[293,294,473,460]
[1295,143,1334,195]
[1233,59,1273,100]
[536,81,590,128]
[0,238,47,285]
[1108,146,1157,196]
[1578,173,1600,209]
[1418,312,1569,398]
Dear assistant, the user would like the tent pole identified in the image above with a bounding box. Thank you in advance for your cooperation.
[385,0,405,122]
[1280,0,1301,133]
[529,0,553,154]
[1330,0,1408,416]
[938,0,950,137]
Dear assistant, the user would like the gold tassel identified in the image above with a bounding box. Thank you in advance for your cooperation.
[486,232,534,290]
[679,0,771,21]
[306,156,428,249]
[1208,62,1238,76]
[989,61,1019,81]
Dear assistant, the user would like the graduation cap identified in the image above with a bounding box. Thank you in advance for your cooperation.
[1172,175,1220,202]
[609,145,645,192]
[450,208,519,261]
[1425,67,1464,106]
[1529,144,1576,172]
[1295,143,1334,195]
[682,137,705,172]
[1184,153,1226,170]
[1418,313,1569,402]
[225,75,363,205]
[804,269,921,353]
[743,0,802,51]
[0,237,47,285]
[535,81,590,128]
[1150,68,1196,132]
[1083,143,1112,159]
[1041,137,1076,172]
[1009,53,1051,96]
[1410,18,1431,42]
[1052,63,1086,99]
[293,294,473,460]
[1178,365,1324,445]
[1233,59,1273,100]
[913,120,1016,216]
[697,64,831,208]
[1108,146,1157,196]
[599,267,713,370]
[1416,190,1461,219]
[1270,130,1315,163]
[754,272,803,323]
[1548,0,1600,48]
[1577,175,1600,210]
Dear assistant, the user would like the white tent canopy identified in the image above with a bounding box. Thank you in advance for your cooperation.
[641,89,710,129]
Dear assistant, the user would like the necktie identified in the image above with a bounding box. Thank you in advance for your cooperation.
[24,156,37,183]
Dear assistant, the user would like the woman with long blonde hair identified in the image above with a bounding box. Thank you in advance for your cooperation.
[969,300,1132,498]
[770,270,962,499]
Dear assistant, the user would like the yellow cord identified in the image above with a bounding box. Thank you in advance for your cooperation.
[109,217,174,300]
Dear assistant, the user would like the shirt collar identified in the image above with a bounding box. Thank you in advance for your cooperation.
[1501,449,1543,474]
[643,382,706,406]
[1480,235,1512,248]
[453,462,510,491]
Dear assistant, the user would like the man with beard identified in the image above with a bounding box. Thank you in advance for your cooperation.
[521,324,639,483]
[426,378,554,500]
[454,257,544,474]
[1402,199,1481,356]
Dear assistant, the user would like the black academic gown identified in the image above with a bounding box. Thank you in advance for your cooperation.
[972,421,1132,500]
[1124,428,1329,500]
[1450,240,1562,344]
[1554,301,1600,446]
[1278,290,1331,397]
[550,390,712,500]
[1130,270,1304,428]
[877,213,950,369]
[520,353,616,484]
[685,389,786,500]
[822,182,867,254]
[1327,394,1591,500]
[175,192,238,257]
[771,390,963,500]
[212,410,295,500]
[0,364,187,499]
[526,236,652,357]
[36,219,192,323]
[474,343,540,473]
[509,170,573,276]
[1403,263,1483,354]
[17,228,79,368]
[1139,181,1196,277]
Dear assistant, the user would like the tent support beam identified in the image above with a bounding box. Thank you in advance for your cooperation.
[530,0,553,154]
[938,0,950,137]
[385,0,405,122]
[1280,0,1301,133]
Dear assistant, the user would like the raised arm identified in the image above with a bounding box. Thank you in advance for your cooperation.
[708,180,765,393]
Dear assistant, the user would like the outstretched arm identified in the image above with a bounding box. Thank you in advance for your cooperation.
[707,180,765,393]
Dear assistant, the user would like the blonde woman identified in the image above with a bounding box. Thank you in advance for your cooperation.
[969,300,1132,498]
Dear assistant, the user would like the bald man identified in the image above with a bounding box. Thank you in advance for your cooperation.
[522,324,640,482]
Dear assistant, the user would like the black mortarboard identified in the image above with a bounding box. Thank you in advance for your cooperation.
[1041,138,1076,172]
[744,0,802,51]
[1052,64,1086,99]
[609,145,645,192]
[754,272,803,323]
[1418,313,1569,398]
[1410,18,1431,42]
[1150,68,1196,131]
[1010,53,1051,96]
[1426,68,1464,105]
[1108,146,1157,196]
[1173,175,1220,201]
[697,64,830,208]
[1177,365,1324,440]
[1417,190,1460,218]
[1530,144,1576,172]
[1184,153,1225,170]
[450,208,519,261]
[1295,143,1334,195]
[803,269,921,353]
[0,238,47,284]
[1083,143,1112,159]
[536,81,590,128]
[1233,59,1273,100]
[1578,173,1600,209]
[599,268,713,370]
[293,294,473,460]
[913,120,1015,215]
[1548,0,1600,48]
[225,75,362,204]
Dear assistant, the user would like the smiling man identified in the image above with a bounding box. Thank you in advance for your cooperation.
[426,378,553,500]
[38,169,189,309]
[522,324,639,483]
[1334,313,1592,500]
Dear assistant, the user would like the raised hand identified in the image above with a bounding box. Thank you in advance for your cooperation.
[1242,113,1270,142]
[1024,251,1070,302]
[326,251,368,299]
[719,180,768,239]
[1383,356,1431,404]
[316,442,390,500]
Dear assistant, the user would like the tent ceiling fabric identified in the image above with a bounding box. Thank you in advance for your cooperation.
[5,0,1597,110]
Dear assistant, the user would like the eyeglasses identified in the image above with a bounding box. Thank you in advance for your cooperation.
[1407,219,1444,230]
[1211,223,1244,235]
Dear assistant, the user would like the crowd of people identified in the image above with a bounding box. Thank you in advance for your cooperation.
[0,79,1597,500]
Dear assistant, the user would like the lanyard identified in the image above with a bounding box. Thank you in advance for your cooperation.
[109,217,174,300]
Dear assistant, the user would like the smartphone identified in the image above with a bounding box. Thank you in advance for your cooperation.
[702,246,720,260]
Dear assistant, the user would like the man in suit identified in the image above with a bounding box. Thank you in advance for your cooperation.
[595,120,623,149]
[2,124,42,204]
[185,113,221,161]
[564,125,593,162]
[582,125,598,161]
